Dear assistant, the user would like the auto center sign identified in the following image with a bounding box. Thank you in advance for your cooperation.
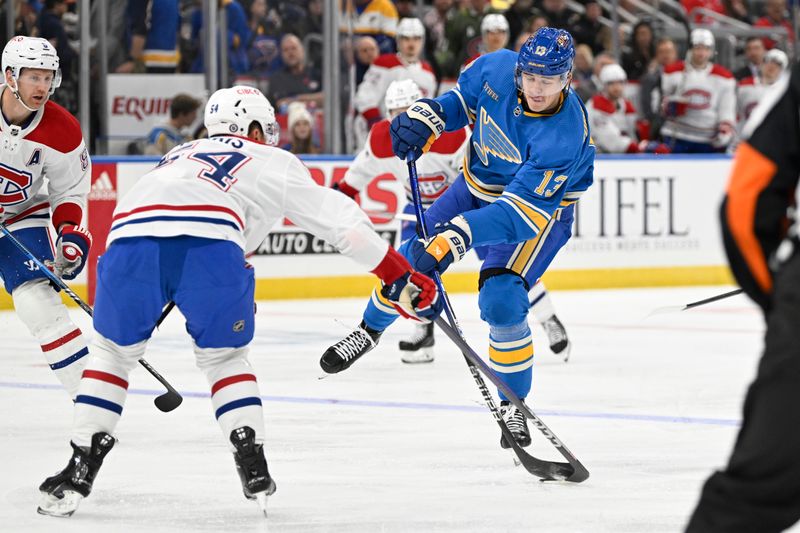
[106,74,206,137]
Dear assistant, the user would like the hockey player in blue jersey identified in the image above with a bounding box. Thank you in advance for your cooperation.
[320,27,595,449]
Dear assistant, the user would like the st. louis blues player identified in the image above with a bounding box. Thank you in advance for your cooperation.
[320,27,595,449]
[37,86,442,518]
[0,36,92,400]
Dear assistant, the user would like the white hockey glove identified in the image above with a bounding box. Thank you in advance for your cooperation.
[51,225,93,280]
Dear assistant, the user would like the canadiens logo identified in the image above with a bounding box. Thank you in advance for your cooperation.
[682,89,712,110]
[0,162,33,205]
[405,172,450,202]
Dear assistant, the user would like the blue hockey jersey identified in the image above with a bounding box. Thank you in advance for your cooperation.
[435,49,595,247]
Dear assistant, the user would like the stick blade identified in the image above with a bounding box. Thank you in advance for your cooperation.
[154,391,183,412]
[645,304,688,318]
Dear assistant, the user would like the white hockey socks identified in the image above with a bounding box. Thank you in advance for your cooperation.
[71,335,142,447]
[13,279,89,398]
[529,281,557,324]
[196,346,265,449]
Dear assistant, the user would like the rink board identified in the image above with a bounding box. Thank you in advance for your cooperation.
[0,154,734,308]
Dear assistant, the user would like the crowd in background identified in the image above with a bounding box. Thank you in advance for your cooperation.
[1,0,797,154]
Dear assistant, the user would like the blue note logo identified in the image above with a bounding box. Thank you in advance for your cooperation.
[472,108,522,166]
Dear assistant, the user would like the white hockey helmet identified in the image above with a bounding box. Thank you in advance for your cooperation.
[690,28,715,49]
[396,18,425,39]
[764,48,789,69]
[2,36,61,94]
[384,79,422,111]
[481,14,509,35]
[204,86,280,145]
[599,63,627,84]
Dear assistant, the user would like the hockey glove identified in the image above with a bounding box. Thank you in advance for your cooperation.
[712,123,735,149]
[372,247,442,322]
[332,180,359,200]
[638,140,671,154]
[52,225,92,280]
[662,97,688,118]
[409,215,472,274]
[390,98,446,162]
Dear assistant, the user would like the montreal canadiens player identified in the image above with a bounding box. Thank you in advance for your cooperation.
[37,86,442,518]
[0,36,92,400]
[320,28,595,449]
[336,78,468,364]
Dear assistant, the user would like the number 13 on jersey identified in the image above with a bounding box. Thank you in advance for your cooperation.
[534,170,567,198]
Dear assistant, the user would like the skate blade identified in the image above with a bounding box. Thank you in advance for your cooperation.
[400,348,435,364]
[37,490,83,518]
[255,492,269,517]
[560,342,572,363]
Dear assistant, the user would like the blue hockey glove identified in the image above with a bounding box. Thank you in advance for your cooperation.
[390,98,447,162]
[372,246,443,323]
[52,225,92,280]
[409,215,472,274]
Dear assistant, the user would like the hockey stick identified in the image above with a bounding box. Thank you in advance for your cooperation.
[407,159,589,483]
[648,288,744,316]
[0,223,182,412]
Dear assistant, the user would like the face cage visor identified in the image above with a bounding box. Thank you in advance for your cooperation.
[515,70,569,98]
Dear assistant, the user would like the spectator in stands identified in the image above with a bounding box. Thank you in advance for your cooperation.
[306,0,323,35]
[736,48,788,131]
[117,0,180,74]
[282,101,320,154]
[514,31,533,51]
[576,50,614,102]
[395,0,418,19]
[504,0,536,49]
[527,12,551,34]
[722,0,752,23]
[143,93,201,155]
[540,0,573,30]
[622,20,656,82]
[734,36,766,81]
[588,64,670,154]
[755,0,795,49]
[190,0,251,79]
[423,0,456,81]
[37,0,77,112]
[246,0,283,86]
[461,13,508,69]
[682,0,725,24]
[355,36,380,86]
[444,0,494,77]
[639,37,677,141]
[354,17,435,136]
[571,44,594,96]
[569,0,610,56]
[660,28,736,153]
[267,33,323,110]
[344,0,398,55]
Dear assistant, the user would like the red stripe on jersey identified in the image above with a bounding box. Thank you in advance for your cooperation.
[429,128,467,154]
[710,64,734,79]
[82,369,129,389]
[41,328,82,352]
[113,204,245,230]
[52,202,83,229]
[590,94,616,114]
[373,53,403,68]
[211,374,257,395]
[663,60,686,74]
[25,100,83,154]
[4,201,50,225]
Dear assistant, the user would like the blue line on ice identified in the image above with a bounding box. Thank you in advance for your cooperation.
[0,381,740,427]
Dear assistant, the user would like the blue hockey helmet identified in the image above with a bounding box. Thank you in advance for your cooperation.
[515,28,575,96]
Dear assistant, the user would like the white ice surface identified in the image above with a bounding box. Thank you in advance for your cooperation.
[0,286,794,533]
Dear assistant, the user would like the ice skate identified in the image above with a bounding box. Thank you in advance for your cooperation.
[399,322,435,364]
[499,401,532,449]
[37,432,116,517]
[542,315,571,362]
[231,426,276,517]
[319,321,382,374]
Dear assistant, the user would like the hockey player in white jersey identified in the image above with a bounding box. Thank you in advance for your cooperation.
[37,86,442,518]
[354,18,436,144]
[587,63,670,154]
[736,48,788,131]
[338,79,468,363]
[0,36,92,400]
[660,28,736,153]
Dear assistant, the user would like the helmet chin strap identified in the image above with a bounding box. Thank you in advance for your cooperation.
[8,76,46,113]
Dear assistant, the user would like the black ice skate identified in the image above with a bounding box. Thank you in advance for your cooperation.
[37,432,116,517]
[319,321,382,374]
[231,426,276,517]
[500,401,532,449]
[542,315,571,362]
[398,322,435,364]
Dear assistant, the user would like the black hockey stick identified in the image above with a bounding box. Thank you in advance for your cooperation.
[0,223,182,412]
[648,288,744,316]
[407,160,589,483]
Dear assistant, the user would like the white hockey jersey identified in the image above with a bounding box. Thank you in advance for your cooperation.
[736,76,769,132]
[0,87,90,233]
[342,119,469,206]
[660,60,736,144]
[108,135,389,269]
[586,93,638,153]
[354,53,437,123]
